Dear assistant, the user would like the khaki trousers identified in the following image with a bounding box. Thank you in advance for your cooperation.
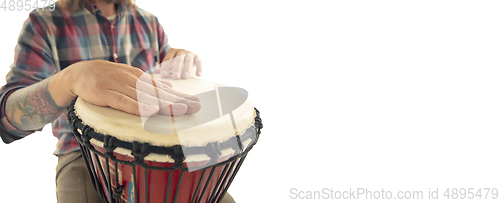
[56,151,235,203]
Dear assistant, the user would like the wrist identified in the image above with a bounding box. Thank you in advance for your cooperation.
[49,62,85,107]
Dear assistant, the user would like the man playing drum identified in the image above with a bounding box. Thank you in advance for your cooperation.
[0,0,235,202]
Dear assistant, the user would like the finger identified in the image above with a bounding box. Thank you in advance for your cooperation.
[151,77,201,113]
[194,54,202,77]
[106,90,159,117]
[170,50,188,80]
[159,86,201,114]
[156,85,190,103]
[158,101,188,116]
[136,74,191,103]
[136,84,188,116]
[185,100,201,114]
[107,71,175,104]
[109,71,168,95]
[121,66,150,80]
[159,84,200,102]
[157,90,199,115]
[135,78,193,115]
[153,76,173,88]
[135,73,173,92]
[160,59,173,78]
[125,69,170,88]
[161,49,179,77]
[136,73,200,114]
[108,82,161,106]
[182,53,195,79]
[111,76,187,116]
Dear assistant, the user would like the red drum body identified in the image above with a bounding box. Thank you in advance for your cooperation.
[90,144,230,203]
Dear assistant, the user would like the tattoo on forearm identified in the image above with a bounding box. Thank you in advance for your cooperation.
[5,78,64,131]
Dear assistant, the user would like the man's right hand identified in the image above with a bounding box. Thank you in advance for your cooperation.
[57,60,201,117]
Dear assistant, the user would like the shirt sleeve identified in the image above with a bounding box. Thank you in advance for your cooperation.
[0,11,58,144]
[156,17,170,62]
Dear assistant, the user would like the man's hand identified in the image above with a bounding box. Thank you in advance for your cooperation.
[64,60,201,117]
[158,48,202,79]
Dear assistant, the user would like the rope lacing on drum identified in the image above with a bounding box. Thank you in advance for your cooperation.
[131,141,150,166]
[103,135,117,159]
[67,104,75,119]
[67,110,78,132]
[253,108,263,144]
[171,145,185,169]
[235,135,243,153]
[112,185,125,199]
[69,115,79,134]
[81,125,96,150]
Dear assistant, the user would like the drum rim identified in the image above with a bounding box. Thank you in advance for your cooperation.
[67,98,263,171]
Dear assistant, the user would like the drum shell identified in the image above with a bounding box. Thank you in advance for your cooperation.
[89,142,235,203]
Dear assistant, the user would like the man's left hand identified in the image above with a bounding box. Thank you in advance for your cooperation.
[159,48,202,79]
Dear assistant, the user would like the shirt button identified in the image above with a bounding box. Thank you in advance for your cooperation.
[111,25,115,29]
[113,53,118,59]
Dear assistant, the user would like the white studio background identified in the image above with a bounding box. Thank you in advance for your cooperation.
[1,0,500,203]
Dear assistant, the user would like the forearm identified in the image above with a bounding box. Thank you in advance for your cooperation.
[4,70,75,131]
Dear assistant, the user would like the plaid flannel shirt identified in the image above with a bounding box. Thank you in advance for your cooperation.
[0,1,170,155]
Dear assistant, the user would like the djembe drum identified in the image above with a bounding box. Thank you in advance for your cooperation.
[67,77,262,203]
